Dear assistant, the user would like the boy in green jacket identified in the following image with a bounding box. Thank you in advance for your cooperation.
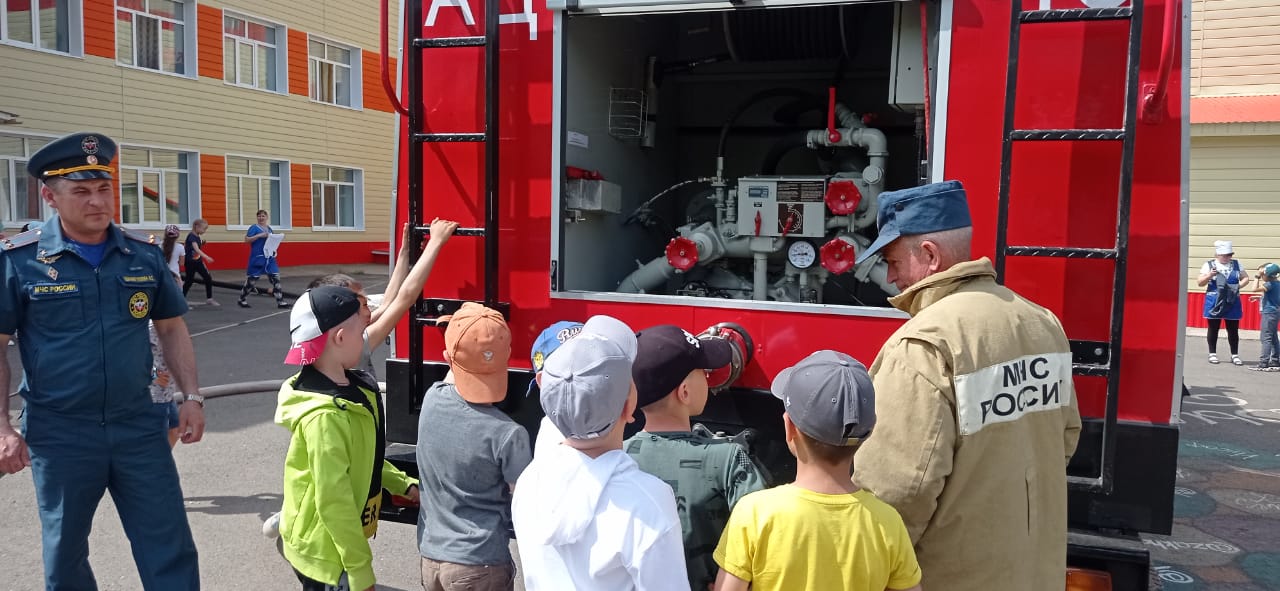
[275,285,419,591]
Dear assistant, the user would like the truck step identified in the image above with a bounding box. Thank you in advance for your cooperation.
[1021,7,1132,23]
[412,132,487,143]
[1006,246,1119,259]
[413,36,486,48]
[1010,129,1125,141]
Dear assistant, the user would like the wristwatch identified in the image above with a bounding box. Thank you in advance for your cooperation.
[184,393,205,406]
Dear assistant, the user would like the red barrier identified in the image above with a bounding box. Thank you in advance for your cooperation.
[1186,291,1262,331]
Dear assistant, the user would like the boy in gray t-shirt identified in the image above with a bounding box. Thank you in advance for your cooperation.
[417,303,531,591]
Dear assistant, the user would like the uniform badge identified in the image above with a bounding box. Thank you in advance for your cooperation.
[129,291,150,319]
[36,253,61,265]
[46,266,58,280]
[86,155,98,165]
[81,136,99,154]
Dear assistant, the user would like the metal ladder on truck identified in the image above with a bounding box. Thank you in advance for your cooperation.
[402,0,506,401]
[994,2,1144,495]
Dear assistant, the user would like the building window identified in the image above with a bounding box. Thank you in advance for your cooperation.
[311,165,362,229]
[308,37,358,108]
[118,147,196,227]
[223,13,283,92]
[0,134,51,228]
[116,0,191,75]
[1,0,72,52]
[226,156,289,228]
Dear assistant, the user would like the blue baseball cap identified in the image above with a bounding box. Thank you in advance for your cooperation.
[531,321,585,373]
[855,180,973,265]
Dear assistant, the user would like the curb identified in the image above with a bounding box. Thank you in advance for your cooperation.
[189,278,303,300]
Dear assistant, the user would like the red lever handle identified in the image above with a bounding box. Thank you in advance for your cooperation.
[827,87,842,144]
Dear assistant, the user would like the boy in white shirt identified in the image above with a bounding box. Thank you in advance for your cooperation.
[512,318,690,591]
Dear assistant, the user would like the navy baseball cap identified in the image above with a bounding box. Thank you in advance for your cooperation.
[771,350,876,446]
[27,132,118,181]
[855,180,973,264]
[633,325,733,408]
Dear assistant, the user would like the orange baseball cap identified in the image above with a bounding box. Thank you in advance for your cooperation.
[442,303,512,403]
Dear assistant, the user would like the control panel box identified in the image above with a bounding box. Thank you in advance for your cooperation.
[736,176,828,238]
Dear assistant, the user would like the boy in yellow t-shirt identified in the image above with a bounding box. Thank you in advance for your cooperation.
[712,350,922,591]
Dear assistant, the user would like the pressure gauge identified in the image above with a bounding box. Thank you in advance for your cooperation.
[788,240,817,269]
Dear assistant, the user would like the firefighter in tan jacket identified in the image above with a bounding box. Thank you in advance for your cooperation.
[851,180,1082,591]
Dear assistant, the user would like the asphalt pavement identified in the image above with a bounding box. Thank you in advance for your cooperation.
[3,273,1280,589]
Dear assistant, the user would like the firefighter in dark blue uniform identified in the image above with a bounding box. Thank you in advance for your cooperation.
[0,132,205,590]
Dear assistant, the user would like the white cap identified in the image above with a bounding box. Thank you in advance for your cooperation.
[581,315,637,362]
[1215,240,1233,255]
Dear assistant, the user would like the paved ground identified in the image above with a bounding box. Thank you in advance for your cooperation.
[1146,331,1280,590]
[3,271,1279,589]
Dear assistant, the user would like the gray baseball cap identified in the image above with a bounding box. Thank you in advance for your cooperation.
[540,329,636,440]
[771,350,876,446]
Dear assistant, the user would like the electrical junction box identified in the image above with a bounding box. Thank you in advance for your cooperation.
[565,178,623,214]
[736,176,827,238]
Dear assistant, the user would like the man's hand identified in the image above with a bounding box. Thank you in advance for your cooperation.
[427,218,459,247]
[177,400,205,444]
[407,484,420,504]
[0,430,31,474]
[204,255,215,264]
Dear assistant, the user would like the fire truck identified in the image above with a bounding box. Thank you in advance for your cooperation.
[377,0,1187,588]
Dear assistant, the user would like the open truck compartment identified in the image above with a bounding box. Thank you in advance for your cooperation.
[556,2,937,309]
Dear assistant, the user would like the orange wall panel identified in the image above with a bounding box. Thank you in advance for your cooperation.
[200,155,227,226]
[84,0,115,59]
[288,29,309,97]
[362,52,397,113]
[291,163,312,227]
[197,4,223,80]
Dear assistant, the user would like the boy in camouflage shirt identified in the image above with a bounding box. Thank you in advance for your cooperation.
[624,325,767,591]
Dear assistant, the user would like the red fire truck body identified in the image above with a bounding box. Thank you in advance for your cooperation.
[380,0,1186,587]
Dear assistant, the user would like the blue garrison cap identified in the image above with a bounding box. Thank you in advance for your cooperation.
[855,180,973,264]
[27,132,118,181]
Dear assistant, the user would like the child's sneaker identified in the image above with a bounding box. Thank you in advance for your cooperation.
[262,511,281,539]
[206,298,220,307]
[237,300,250,308]
[1249,362,1270,372]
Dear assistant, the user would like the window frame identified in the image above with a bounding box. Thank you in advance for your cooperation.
[0,0,83,56]
[309,164,364,231]
[115,0,196,77]
[0,132,57,230]
[116,144,200,230]
[224,154,292,230]
[221,11,286,93]
[306,34,362,110]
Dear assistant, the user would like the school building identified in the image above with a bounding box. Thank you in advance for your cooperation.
[0,0,401,268]
[1188,0,1280,329]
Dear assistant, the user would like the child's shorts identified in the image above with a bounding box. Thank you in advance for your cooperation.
[159,401,180,430]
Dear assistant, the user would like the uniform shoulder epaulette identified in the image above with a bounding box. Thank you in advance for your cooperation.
[1,228,41,252]
[122,227,158,246]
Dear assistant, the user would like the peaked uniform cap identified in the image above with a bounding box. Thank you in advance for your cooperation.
[27,132,118,181]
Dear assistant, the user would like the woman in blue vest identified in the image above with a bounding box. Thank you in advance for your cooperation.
[1197,240,1252,365]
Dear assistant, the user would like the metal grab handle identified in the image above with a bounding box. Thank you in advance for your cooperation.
[1140,0,1179,123]
[381,0,409,116]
